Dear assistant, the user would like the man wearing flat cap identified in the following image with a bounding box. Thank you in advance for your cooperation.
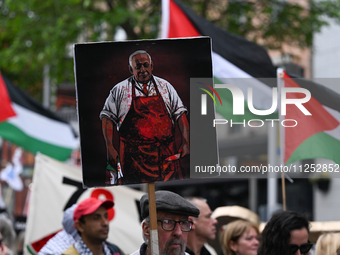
[62,197,123,255]
[131,190,200,255]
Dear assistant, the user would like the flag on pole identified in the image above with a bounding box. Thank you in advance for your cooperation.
[0,73,79,161]
[161,0,278,120]
[280,70,340,165]
[25,153,144,255]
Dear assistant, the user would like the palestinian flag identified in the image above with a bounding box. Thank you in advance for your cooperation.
[280,71,340,165]
[0,73,78,161]
[162,0,340,165]
[161,0,278,120]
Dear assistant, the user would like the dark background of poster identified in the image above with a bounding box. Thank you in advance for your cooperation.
[74,37,212,187]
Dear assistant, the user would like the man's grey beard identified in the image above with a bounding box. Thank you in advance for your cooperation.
[160,238,185,255]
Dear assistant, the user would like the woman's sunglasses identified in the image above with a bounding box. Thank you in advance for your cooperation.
[288,242,313,254]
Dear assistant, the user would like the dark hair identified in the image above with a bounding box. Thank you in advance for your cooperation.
[79,215,86,224]
[76,216,86,236]
[258,211,309,255]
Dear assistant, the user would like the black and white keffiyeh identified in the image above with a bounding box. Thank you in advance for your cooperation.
[74,239,111,255]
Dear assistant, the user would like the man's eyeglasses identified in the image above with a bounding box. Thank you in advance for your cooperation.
[157,219,193,232]
[288,242,313,254]
[135,62,150,70]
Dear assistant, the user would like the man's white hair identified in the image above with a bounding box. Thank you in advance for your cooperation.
[129,50,152,67]
[142,216,150,244]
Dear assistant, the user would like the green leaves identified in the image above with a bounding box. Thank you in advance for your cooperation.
[182,0,340,50]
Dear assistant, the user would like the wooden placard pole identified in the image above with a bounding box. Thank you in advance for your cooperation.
[281,172,286,211]
[278,68,287,212]
[148,183,159,255]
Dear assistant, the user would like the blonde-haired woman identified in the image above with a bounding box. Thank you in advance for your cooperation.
[220,220,259,255]
[315,232,340,255]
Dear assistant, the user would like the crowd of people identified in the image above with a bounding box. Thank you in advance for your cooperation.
[1,190,340,255]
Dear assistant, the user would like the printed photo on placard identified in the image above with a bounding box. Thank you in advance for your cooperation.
[74,37,213,187]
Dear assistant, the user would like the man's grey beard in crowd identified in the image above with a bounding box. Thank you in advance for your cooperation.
[160,238,185,255]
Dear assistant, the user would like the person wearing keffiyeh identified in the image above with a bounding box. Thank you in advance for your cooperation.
[39,204,80,255]
[62,198,123,255]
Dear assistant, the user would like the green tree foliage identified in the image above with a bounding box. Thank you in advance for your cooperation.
[182,0,340,49]
[0,0,160,99]
[1,0,340,99]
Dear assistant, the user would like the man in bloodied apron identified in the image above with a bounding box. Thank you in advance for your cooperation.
[100,50,189,185]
